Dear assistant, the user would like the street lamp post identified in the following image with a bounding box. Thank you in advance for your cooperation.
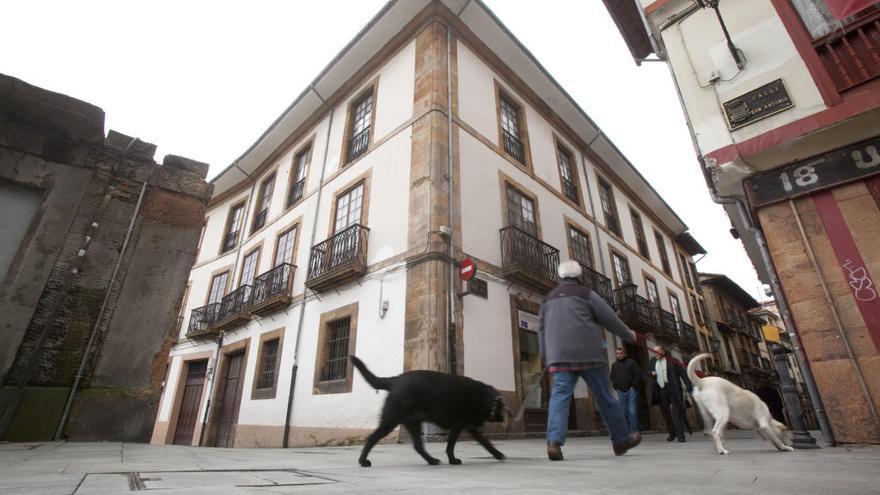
[770,344,818,448]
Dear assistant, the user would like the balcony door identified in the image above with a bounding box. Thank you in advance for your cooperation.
[330,184,364,269]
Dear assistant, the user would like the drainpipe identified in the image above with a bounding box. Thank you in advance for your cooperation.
[445,23,458,375]
[53,138,144,441]
[657,12,834,443]
[282,86,333,448]
[197,164,256,447]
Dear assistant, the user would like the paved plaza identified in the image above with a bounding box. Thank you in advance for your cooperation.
[1,431,876,494]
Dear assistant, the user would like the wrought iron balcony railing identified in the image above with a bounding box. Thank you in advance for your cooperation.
[578,263,614,308]
[677,321,700,352]
[502,129,526,164]
[561,178,579,205]
[347,128,370,162]
[288,179,305,207]
[222,231,239,253]
[253,208,268,231]
[250,263,295,315]
[500,225,559,293]
[187,303,220,338]
[215,284,253,330]
[306,224,369,292]
[653,307,680,342]
[613,284,655,334]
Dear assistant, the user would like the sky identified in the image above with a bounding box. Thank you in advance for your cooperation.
[1,0,767,300]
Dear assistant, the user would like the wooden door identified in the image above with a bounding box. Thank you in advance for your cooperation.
[172,360,207,445]
[214,352,245,448]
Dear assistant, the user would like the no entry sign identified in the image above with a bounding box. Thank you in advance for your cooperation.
[459,258,477,282]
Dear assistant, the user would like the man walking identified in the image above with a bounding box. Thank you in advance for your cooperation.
[610,347,641,433]
[538,260,642,460]
[649,345,692,442]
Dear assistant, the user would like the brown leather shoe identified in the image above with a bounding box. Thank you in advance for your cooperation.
[547,442,564,461]
[613,432,642,456]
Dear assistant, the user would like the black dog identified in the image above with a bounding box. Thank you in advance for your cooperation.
[350,355,507,467]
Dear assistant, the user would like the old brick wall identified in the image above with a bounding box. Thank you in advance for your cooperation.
[758,181,880,444]
[0,74,211,442]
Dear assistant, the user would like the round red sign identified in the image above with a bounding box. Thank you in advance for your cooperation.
[459,258,477,282]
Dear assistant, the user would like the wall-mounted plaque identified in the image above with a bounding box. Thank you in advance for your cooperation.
[466,277,488,299]
[722,79,794,131]
[746,135,880,207]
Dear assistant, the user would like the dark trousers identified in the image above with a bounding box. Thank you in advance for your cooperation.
[656,385,685,439]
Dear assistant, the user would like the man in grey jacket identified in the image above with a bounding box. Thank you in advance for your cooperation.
[539,260,642,460]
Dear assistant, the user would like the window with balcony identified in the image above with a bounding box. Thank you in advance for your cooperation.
[644,275,659,306]
[598,177,621,237]
[240,248,260,287]
[334,183,364,234]
[274,226,297,267]
[221,203,245,253]
[630,208,649,258]
[346,90,373,162]
[306,183,369,292]
[208,271,229,305]
[287,145,311,208]
[568,226,593,268]
[611,250,632,288]
[669,292,683,321]
[557,144,579,205]
[499,93,527,165]
[654,230,671,276]
[506,185,537,236]
[252,173,275,233]
[787,1,880,93]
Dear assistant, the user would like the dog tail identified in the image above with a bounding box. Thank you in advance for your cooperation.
[350,355,393,390]
[687,353,712,390]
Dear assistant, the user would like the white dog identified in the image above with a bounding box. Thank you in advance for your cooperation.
[687,353,794,455]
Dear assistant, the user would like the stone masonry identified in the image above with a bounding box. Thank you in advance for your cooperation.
[0,74,211,442]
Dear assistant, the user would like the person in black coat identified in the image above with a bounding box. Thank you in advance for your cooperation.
[648,345,692,442]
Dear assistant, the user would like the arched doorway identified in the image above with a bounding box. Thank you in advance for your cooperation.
[756,386,786,424]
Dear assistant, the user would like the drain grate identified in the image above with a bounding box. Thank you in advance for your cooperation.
[74,469,335,493]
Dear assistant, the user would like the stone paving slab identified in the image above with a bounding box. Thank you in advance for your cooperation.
[0,432,877,494]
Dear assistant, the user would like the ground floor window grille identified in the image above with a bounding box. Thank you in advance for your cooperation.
[323,318,351,381]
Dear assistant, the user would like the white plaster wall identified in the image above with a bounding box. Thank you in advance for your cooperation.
[457,40,499,145]
[655,0,826,157]
[462,278,516,391]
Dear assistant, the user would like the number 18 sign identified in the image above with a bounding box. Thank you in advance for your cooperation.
[746,136,880,207]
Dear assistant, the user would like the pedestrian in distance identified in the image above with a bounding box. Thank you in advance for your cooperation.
[610,347,641,433]
[648,345,693,442]
[538,260,642,461]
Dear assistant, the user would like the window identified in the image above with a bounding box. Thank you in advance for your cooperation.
[252,173,275,232]
[287,146,311,208]
[506,185,537,235]
[221,203,245,253]
[499,94,526,164]
[568,226,593,269]
[240,248,260,287]
[314,302,358,394]
[690,262,700,291]
[557,145,579,205]
[680,253,694,289]
[691,294,704,325]
[630,208,649,258]
[207,272,229,305]
[669,293,683,322]
[598,177,620,237]
[611,251,631,288]
[654,230,671,276]
[274,226,297,267]
[334,183,365,234]
[255,338,279,390]
[645,275,659,305]
[196,221,207,255]
[346,90,373,162]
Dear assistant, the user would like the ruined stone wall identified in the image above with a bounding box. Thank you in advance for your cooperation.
[0,74,211,442]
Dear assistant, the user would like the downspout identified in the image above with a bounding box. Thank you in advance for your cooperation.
[657,8,834,444]
[53,138,144,440]
[283,86,333,447]
[198,163,256,446]
[446,23,458,375]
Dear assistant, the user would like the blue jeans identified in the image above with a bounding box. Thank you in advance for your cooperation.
[616,388,639,433]
[547,367,630,446]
